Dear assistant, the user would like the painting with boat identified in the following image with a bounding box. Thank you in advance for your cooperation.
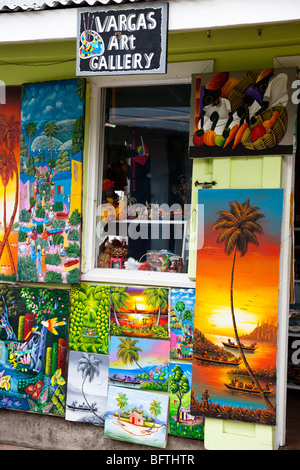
[104,385,169,448]
[191,188,283,425]
[65,350,109,425]
[0,284,69,415]
[110,286,169,339]
[108,336,170,392]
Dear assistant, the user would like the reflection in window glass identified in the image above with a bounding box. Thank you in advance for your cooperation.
[97,84,192,273]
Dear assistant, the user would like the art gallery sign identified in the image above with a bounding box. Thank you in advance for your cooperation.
[76,2,168,76]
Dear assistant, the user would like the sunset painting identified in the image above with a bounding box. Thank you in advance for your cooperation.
[191,188,283,425]
[110,286,169,339]
[0,87,21,281]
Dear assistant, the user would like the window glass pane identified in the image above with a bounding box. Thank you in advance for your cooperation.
[98,84,191,273]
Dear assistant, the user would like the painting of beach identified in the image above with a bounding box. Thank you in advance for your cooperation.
[104,385,169,448]
[108,336,170,392]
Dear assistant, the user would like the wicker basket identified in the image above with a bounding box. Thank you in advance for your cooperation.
[228,71,259,114]
[241,105,288,151]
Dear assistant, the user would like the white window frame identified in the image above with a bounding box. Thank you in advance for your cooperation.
[81,60,213,288]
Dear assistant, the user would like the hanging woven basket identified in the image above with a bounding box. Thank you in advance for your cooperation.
[241,105,288,151]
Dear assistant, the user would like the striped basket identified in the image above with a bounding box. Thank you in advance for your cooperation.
[241,105,288,150]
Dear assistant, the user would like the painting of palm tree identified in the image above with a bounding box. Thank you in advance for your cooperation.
[149,398,162,429]
[44,121,58,161]
[143,287,168,326]
[0,89,21,279]
[213,198,274,410]
[191,188,283,425]
[110,287,130,327]
[76,352,105,424]
[115,391,128,421]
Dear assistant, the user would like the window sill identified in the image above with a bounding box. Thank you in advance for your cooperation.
[81,268,196,288]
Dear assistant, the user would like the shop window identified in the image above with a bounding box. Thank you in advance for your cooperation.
[97,84,192,274]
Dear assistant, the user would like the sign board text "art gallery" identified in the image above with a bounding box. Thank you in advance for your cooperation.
[76,2,168,76]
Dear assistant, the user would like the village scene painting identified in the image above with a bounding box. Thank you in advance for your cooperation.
[0,87,21,282]
[0,284,70,415]
[17,78,85,284]
[191,188,283,425]
[65,350,109,425]
[104,385,169,448]
[110,286,169,339]
[69,284,110,355]
[108,336,170,392]
[170,288,195,361]
[189,67,297,158]
[169,361,204,440]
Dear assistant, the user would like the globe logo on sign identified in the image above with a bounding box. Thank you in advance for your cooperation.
[79,30,105,59]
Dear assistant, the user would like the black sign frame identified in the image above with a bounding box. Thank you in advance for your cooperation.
[76,2,168,76]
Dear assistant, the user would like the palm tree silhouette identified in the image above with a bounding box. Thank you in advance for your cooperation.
[143,288,168,326]
[117,337,163,389]
[25,122,36,163]
[0,115,20,272]
[213,198,274,411]
[77,352,104,424]
[111,287,130,327]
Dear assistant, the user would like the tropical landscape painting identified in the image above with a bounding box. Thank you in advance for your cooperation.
[108,336,170,392]
[69,284,110,355]
[0,284,69,415]
[110,286,169,339]
[191,188,283,425]
[104,385,169,448]
[189,67,297,158]
[169,362,204,440]
[0,87,21,281]
[17,78,85,284]
[170,288,195,361]
[66,350,109,425]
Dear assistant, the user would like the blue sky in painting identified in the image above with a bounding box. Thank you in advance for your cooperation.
[21,79,84,126]
[198,188,284,243]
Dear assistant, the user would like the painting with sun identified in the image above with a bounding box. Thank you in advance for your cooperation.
[110,286,169,339]
[191,188,283,425]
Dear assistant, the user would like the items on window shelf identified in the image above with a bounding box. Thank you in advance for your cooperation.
[98,236,128,268]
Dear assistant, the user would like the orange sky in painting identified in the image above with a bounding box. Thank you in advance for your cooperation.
[195,228,281,337]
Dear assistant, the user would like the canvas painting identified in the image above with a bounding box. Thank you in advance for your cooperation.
[170,288,195,361]
[17,78,85,284]
[104,385,169,448]
[169,362,204,440]
[110,286,169,339]
[191,188,283,425]
[189,67,297,158]
[65,350,109,425]
[69,284,110,355]
[0,87,21,282]
[0,284,70,415]
[108,336,170,392]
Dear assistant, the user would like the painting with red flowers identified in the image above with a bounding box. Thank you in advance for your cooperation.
[189,67,297,158]
[0,284,70,416]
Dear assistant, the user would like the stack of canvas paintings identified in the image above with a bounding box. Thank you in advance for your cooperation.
[191,188,283,426]
[110,286,169,339]
[0,87,21,282]
[105,330,170,447]
[17,78,85,284]
[0,284,70,416]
